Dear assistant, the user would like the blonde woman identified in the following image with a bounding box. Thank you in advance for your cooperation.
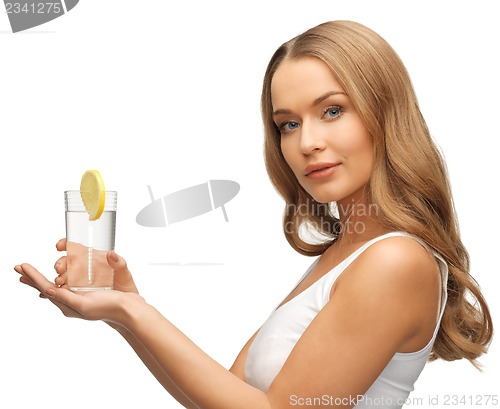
[16,21,492,409]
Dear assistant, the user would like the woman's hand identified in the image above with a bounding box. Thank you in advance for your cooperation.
[16,263,135,323]
[54,238,139,294]
[15,239,144,327]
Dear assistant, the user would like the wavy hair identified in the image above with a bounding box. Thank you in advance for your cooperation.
[262,20,492,367]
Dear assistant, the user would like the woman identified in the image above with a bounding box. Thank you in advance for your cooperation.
[15,21,492,408]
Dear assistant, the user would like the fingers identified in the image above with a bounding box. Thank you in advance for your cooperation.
[14,264,24,275]
[54,253,68,287]
[56,238,67,252]
[47,296,80,317]
[106,251,139,293]
[107,251,136,286]
[45,286,77,307]
[54,256,67,275]
[45,286,99,320]
[55,272,67,287]
[15,263,84,319]
[54,239,68,287]
[20,274,35,287]
[107,251,130,276]
[15,264,38,289]
[17,263,57,295]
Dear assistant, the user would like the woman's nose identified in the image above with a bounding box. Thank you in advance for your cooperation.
[300,121,326,155]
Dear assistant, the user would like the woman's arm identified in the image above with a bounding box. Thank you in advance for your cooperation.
[114,319,260,407]
[122,300,272,409]
[17,262,271,408]
[26,247,200,409]
[110,323,199,409]
[16,235,440,409]
[52,240,258,408]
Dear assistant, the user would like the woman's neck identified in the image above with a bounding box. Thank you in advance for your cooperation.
[335,197,388,244]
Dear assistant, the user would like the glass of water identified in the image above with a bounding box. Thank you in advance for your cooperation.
[65,191,117,291]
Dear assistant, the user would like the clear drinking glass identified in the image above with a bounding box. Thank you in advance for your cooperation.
[65,190,117,291]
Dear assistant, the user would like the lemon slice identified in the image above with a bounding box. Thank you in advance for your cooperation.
[80,170,105,221]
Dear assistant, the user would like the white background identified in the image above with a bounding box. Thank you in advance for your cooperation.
[1,0,498,408]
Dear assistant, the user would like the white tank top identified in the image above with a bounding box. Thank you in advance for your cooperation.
[245,232,449,408]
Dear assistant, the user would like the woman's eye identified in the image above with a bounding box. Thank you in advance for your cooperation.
[323,106,342,119]
[280,121,300,133]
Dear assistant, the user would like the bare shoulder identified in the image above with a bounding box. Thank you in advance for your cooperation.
[333,235,441,346]
[338,235,440,292]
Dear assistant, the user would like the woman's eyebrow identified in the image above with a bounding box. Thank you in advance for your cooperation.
[272,108,292,117]
[312,90,346,107]
[272,90,346,117]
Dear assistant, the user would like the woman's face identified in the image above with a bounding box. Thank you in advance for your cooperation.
[271,57,373,206]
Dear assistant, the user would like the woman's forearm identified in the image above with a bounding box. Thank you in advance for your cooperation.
[110,323,199,409]
[121,300,272,409]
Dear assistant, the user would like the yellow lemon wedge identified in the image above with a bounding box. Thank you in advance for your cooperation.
[80,170,106,221]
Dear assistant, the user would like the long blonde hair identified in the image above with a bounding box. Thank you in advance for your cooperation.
[262,20,492,366]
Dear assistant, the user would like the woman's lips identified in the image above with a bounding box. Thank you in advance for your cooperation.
[304,163,341,179]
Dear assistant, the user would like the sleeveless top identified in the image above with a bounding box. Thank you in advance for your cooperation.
[245,232,449,408]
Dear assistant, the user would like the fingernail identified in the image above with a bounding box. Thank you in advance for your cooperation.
[110,251,119,263]
[46,288,56,298]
